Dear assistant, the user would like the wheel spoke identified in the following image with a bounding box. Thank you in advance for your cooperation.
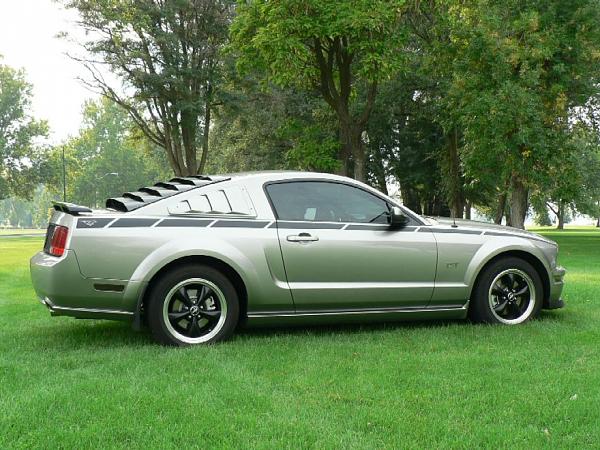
[508,301,522,318]
[199,309,221,321]
[514,284,529,297]
[491,285,504,296]
[168,310,189,322]
[493,299,508,312]
[199,285,213,302]
[177,287,193,307]
[187,317,199,337]
[504,273,516,289]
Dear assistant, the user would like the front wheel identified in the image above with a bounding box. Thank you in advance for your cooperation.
[147,264,239,346]
[469,257,543,325]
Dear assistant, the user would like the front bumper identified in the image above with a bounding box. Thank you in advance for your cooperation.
[30,250,137,320]
[545,266,566,310]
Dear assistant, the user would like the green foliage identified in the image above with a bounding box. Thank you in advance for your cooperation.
[448,0,600,184]
[231,0,406,87]
[46,98,171,207]
[0,59,48,200]
[64,0,234,175]
[231,0,409,180]
[0,186,56,228]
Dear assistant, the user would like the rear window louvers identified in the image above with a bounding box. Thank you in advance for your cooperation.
[105,175,230,212]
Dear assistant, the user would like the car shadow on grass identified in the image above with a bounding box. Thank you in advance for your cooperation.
[27,309,567,349]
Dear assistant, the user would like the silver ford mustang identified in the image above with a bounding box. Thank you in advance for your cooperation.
[30,171,565,346]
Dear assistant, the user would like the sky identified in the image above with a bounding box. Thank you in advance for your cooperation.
[0,0,97,143]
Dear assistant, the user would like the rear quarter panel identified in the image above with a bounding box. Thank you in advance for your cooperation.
[70,219,293,313]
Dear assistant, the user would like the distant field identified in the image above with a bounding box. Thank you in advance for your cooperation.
[528,225,600,233]
[0,228,44,236]
[1,232,599,448]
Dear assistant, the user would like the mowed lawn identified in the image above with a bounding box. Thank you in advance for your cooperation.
[1,230,599,448]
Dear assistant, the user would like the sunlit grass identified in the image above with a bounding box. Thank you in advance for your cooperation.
[0,228,44,235]
[1,233,599,448]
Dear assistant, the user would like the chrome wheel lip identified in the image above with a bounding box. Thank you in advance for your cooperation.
[162,278,227,344]
[488,268,536,325]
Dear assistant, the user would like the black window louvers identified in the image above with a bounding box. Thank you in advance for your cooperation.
[154,182,194,191]
[169,177,214,186]
[139,186,178,198]
[105,197,144,212]
[105,175,231,212]
[123,191,163,204]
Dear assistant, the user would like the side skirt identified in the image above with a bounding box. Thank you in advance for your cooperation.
[245,304,469,327]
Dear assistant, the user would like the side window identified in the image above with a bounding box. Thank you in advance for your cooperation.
[266,181,391,224]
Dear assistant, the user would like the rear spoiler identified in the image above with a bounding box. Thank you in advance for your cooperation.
[52,202,92,216]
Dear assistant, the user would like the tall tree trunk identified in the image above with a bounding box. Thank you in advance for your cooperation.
[445,129,464,219]
[338,122,365,180]
[372,146,388,195]
[494,192,507,224]
[556,201,565,230]
[198,97,212,174]
[337,123,351,177]
[180,110,197,176]
[596,216,600,228]
[352,130,366,183]
[509,175,528,229]
[495,177,510,224]
[464,202,472,220]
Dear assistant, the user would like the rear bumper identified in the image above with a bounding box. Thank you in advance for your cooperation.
[30,250,138,320]
[545,266,566,310]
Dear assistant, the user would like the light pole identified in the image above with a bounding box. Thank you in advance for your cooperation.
[62,146,66,202]
[94,172,119,209]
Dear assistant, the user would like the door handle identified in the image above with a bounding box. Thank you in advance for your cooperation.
[287,232,319,243]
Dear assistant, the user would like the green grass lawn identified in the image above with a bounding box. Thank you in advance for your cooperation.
[1,231,599,448]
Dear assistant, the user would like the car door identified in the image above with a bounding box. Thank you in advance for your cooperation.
[265,180,438,311]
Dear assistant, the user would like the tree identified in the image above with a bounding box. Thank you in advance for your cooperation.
[47,98,171,207]
[230,0,408,182]
[446,0,600,229]
[64,0,234,176]
[0,59,48,200]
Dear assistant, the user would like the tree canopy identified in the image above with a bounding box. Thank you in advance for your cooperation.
[0,59,48,201]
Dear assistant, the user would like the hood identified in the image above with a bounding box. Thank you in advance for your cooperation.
[427,217,557,246]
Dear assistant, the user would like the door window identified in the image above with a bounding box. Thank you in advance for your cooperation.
[266,181,390,223]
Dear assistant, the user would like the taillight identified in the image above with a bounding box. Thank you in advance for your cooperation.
[48,225,69,257]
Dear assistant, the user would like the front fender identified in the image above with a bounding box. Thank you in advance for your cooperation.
[464,238,551,295]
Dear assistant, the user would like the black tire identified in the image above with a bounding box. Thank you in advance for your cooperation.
[469,257,543,325]
[147,264,239,346]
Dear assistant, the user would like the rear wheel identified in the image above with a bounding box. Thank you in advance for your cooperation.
[147,264,239,346]
[469,257,543,325]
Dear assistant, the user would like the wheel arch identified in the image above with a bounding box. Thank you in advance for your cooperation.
[469,250,550,308]
[133,255,248,329]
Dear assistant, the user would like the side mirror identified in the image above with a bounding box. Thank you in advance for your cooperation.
[389,206,409,229]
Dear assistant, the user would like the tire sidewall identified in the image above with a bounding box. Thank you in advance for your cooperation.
[470,257,543,324]
[147,264,239,346]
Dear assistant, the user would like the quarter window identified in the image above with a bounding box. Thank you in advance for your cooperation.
[266,181,391,224]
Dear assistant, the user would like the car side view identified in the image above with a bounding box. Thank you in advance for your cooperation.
[30,171,566,346]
